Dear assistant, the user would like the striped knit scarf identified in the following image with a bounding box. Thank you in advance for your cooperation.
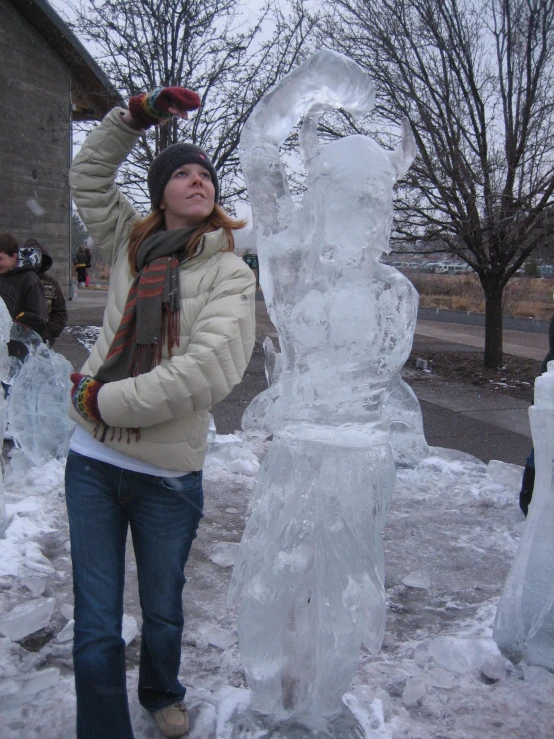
[95,227,196,384]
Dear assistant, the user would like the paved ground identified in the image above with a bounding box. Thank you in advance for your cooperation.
[61,289,536,467]
[415,318,548,361]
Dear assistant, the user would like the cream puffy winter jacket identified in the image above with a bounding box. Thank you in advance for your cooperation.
[68,108,256,470]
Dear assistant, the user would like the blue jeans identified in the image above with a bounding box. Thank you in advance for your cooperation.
[65,450,204,739]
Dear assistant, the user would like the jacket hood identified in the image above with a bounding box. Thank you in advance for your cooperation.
[23,238,52,273]
[12,244,43,274]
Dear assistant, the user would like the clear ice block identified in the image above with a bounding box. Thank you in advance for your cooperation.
[493,361,554,669]
[231,49,427,728]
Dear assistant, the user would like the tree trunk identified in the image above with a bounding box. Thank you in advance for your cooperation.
[484,286,504,369]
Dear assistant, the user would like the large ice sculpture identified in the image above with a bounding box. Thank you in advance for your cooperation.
[229,50,424,730]
[7,325,74,467]
[493,361,554,670]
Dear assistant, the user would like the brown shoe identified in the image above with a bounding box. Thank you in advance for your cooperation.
[153,702,189,737]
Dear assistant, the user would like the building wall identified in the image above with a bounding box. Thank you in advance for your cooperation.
[0,0,71,294]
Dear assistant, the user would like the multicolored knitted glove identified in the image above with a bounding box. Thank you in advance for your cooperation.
[70,373,103,424]
[128,87,201,129]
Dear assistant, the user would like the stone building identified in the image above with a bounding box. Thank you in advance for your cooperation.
[0,0,122,294]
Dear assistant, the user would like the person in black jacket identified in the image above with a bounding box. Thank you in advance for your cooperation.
[519,311,554,515]
[24,238,68,346]
[74,246,87,288]
[0,234,46,358]
[84,246,92,287]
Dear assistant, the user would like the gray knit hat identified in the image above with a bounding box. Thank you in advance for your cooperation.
[147,143,219,209]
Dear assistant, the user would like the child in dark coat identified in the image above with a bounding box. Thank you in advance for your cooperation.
[0,233,46,358]
[24,238,68,346]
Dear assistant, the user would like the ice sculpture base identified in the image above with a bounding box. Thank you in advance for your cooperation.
[217,687,381,739]
[229,424,396,723]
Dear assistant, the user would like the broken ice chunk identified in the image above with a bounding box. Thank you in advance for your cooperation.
[428,636,500,674]
[60,604,74,620]
[0,597,55,641]
[56,619,74,643]
[198,624,237,650]
[122,614,138,645]
[425,666,456,689]
[209,542,240,568]
[480,655,508,682]
[402,676,426,706]
[20,577,46,597]
[402,571,431,589]
[341,692,388,735]
[24,542,55,575]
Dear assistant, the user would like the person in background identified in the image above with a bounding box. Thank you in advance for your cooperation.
[66,86,255,739]
[0,233,46,359]
[74,245,87,287]
[519,311,554,515]
[24,238,68,346]
[84,246,92,287]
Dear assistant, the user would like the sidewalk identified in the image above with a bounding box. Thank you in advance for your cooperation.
[416,318,548,360]
[61,293,535,467]
[409,318,537,465]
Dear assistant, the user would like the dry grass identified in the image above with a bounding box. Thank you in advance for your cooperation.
[408,273,554,320]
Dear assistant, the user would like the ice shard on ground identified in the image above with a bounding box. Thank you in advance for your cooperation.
[229,49,426,730]
[493,361,554,670]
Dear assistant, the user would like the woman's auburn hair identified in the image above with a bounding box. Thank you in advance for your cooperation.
[127,204,246,276]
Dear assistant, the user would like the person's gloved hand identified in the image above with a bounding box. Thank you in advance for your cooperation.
[70,373,103,424]
[128,87,201,129]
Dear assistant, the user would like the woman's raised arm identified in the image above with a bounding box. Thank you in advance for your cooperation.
[69,109,143,265]
[70,88,201,264]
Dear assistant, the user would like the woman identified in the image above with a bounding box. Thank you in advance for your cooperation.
[65,87,256,739]
[74,245,87,287]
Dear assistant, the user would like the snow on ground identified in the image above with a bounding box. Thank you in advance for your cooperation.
[0,439,552,738]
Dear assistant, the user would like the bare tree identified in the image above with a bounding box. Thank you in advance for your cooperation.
[317,0,554,367]
[66,0,314,209]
